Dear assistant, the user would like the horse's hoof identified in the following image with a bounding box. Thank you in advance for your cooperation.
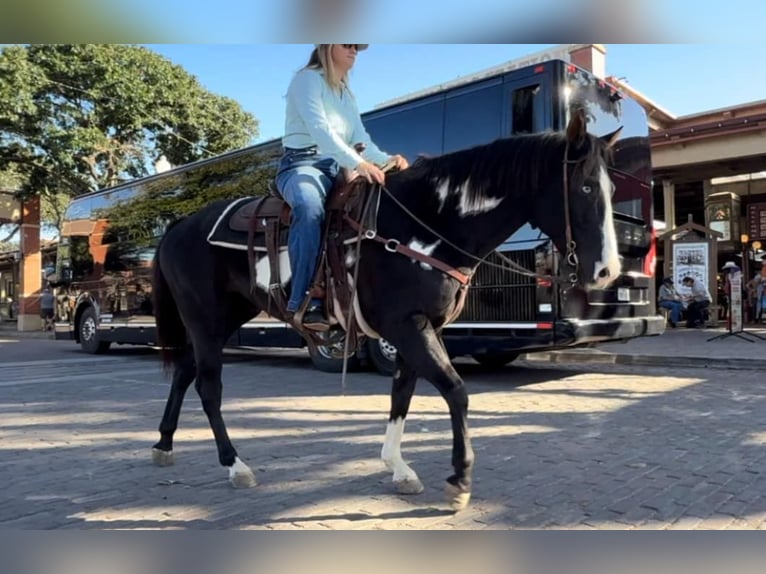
[445,482,471,511]
[152,448,174,467]
[228,458,257,488]
[230,470,257,489]
[394,478,424,495]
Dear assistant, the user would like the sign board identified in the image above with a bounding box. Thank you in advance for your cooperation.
[746,202,766,241]
[706,202,732,241]
[728,270,743,332]
[673,242,709,289]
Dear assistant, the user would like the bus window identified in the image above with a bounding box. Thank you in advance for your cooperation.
[69,236,94,281]
[365,98,444,160]
[443,82,503,153]
[511,84,541,135]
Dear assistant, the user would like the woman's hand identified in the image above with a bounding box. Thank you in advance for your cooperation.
[389,154,409,170]
[381,154,409,173]
[356,160,386,185]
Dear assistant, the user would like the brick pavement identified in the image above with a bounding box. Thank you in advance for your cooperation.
[1,347,766,529]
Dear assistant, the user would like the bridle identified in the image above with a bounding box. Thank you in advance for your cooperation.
[352,142,589,287]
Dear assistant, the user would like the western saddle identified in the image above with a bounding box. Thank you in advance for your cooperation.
[227,167,378,348]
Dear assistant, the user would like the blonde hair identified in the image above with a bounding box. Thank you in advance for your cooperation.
[305,45,349,94]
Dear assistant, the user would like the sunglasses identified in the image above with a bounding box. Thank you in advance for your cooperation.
[341,44,360,51]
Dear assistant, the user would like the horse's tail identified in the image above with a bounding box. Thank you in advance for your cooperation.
[152,226,187,371]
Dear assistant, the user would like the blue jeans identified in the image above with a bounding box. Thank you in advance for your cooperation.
[274,148,339,312]
[658,300,683,324]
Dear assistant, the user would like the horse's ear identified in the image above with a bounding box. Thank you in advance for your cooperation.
[566,108,588,144]
[601,126,623,149]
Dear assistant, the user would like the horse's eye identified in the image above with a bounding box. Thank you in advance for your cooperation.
[582,185,592,194]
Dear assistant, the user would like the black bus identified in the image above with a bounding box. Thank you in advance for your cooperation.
[54,57,664,374]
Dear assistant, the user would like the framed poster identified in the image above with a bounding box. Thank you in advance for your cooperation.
[673,242,708,294]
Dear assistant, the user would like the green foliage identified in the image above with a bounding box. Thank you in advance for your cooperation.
[0,44,259,203]
[0,237,19,252]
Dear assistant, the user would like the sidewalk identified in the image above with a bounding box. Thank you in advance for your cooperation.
[524,325,766,370]
[3,319,766,370]
[0,321,55,340]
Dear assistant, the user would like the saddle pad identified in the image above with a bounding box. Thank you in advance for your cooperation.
[207,197,290,251]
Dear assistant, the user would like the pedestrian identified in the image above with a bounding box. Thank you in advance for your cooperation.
[657,277,683,328]
[40,286,55,331]
[681,276,711,328]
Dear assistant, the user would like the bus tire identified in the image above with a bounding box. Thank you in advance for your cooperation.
[308,337,360,373]
[366,337,397,377]
[79,307,111,354]
[471,351,519,368]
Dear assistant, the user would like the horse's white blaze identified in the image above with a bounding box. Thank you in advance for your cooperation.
[594,166,621,287]
[381,418,420,484]
[407,238,441,270]
[254,250,291,291]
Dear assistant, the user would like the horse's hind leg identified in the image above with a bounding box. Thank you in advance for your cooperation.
[381,354,424,495]
[152,346,196,467]
[190,332,256,488]
[384,315,473,511]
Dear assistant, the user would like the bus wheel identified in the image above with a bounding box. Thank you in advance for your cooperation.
[309,337,360,373]
[79,307,111,354]
[471,351,519,369]
[366,337,397,377]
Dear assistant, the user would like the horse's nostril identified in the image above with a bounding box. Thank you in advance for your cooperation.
[598,267,610,279]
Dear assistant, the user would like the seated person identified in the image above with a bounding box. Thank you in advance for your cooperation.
[681,276,711,328]
[657,277,683,328]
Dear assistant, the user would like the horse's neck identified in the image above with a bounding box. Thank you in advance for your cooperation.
[442,199,528,265]
[391,180,529,269]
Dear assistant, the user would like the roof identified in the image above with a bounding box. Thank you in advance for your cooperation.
[374,44,593,110]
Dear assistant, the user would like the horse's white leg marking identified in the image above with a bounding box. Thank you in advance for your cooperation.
[228,456,257,488]
[381,418,424,494]
[152,447,174,467]
[254,250,291,291]
[407,238,441,271]
[594,166,621,287]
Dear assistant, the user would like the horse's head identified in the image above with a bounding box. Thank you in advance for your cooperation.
[535,110,622,290]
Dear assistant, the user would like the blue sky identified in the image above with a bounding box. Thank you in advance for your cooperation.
[146,44,766,146]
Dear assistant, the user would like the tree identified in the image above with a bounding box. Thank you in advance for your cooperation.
[0,44,259,207]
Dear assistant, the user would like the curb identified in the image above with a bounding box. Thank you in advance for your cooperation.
[521,351,766,371]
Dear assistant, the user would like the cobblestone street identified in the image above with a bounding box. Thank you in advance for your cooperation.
[2,339,766,529]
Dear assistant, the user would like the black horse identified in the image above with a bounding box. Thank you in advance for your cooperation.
[151,110,622,510]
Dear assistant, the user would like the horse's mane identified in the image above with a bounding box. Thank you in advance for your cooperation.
[408,131,608,204]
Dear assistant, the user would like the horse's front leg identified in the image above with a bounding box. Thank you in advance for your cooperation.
[385,316,474,511]
[381,353,424,494]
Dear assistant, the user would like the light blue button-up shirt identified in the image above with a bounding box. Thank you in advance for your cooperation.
[282,68,391,170]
